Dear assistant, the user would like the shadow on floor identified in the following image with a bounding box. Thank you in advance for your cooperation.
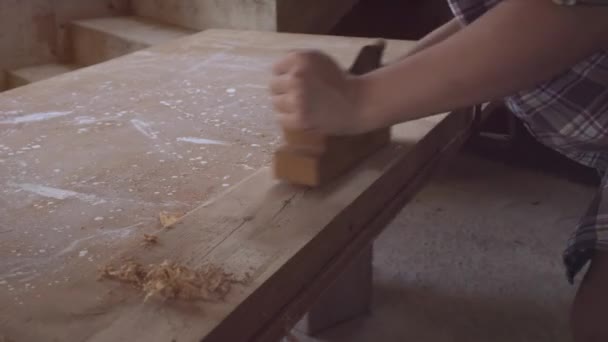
[311,282,572,342]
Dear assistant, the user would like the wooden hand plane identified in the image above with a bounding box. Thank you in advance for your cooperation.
[273,39,390,187]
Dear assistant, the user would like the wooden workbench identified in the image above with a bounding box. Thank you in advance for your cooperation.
[0,29,475,341]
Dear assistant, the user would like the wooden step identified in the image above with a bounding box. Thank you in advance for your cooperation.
[6,63,78,89]
[131,0,359,33]
[70,16,194,66]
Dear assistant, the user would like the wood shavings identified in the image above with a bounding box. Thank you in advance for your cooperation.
[99,260,247,302]
[159,211,183,229]
[141,234,158,246]
[99,261,146,288]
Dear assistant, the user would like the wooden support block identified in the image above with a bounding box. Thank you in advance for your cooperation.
[70,16,193,66]
[273,128,390,187]
[6,63,77,89]
[295,244,373,336]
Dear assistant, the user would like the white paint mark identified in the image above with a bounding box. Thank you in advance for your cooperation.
[10,183,106,205]
[94,217,104,221]
[73,116,98,125]
[226,88,236,94]
[78,250,88,258]
[177,137,229,146]
[130,119,157,139]
[0,111,72,124]
[31,145,41,149]
[55,223,143,258]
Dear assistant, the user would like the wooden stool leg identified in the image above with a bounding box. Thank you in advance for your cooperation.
[294,244,373,336]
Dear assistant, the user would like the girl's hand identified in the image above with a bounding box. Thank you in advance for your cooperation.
[269,50,371,135]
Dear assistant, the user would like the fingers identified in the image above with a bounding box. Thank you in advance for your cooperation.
[269,75,298,95]
[276,113,314,132]
[271,93,297,114]
[272,49,325,76]
[272,50,308,75]
[272,93,314,131]
[269,50,328,132]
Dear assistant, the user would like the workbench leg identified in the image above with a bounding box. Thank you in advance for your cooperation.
[294,244,373,336]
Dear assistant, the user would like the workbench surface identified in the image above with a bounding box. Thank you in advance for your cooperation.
[0,30,465,341]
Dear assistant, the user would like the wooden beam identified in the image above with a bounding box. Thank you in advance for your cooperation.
[254,109,474,341]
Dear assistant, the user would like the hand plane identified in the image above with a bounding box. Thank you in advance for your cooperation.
[273,39,390,187]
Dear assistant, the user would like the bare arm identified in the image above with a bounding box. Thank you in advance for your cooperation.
[358,0,608,130]
[396,17,462,59]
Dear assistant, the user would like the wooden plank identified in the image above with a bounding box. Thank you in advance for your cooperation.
[71,111,472,342]
[0,29,473,342]
[6,63,78,89]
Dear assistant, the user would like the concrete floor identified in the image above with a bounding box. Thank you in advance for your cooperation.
[294,152,596,342]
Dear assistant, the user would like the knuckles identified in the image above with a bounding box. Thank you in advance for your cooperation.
[285,50,325,74]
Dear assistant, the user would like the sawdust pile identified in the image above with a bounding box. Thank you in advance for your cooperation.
[141,234,159,246]
[99,260,246,302]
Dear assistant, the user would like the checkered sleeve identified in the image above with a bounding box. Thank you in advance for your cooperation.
[446,0,502,24]
[553,0,608,5]
[448,0,608,25]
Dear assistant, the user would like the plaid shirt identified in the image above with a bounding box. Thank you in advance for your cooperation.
[448,0,608,172]
[448,0,608,283]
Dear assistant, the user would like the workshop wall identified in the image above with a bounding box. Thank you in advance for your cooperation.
[131,0,277,31]
[0,0,130,90]
[131,0,357,34]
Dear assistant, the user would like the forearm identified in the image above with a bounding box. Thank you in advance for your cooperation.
[358,0,608,129]
[396,17,462,59]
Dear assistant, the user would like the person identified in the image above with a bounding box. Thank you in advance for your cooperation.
[269,1,608,340]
